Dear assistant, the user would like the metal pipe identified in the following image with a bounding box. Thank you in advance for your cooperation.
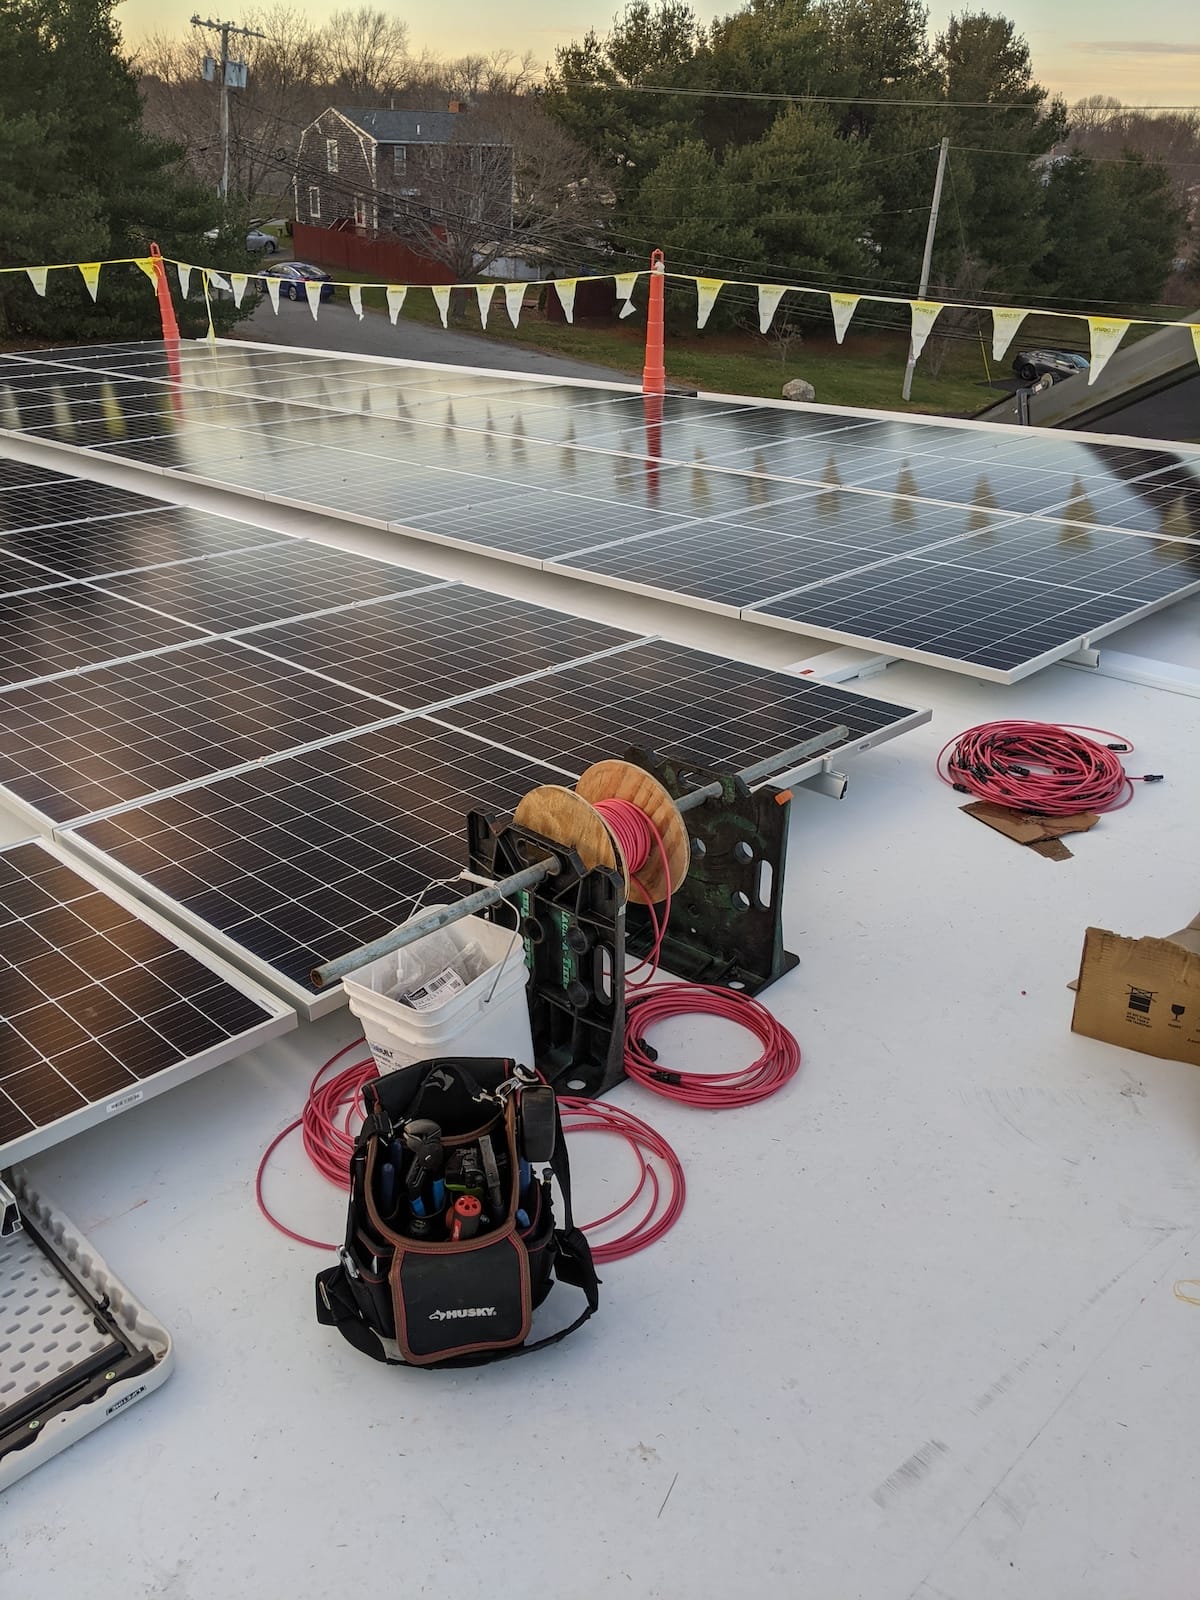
[309,725,848,989]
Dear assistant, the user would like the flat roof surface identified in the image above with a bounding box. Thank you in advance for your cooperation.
[3,356,1200,1597]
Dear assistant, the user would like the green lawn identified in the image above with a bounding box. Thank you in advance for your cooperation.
[324,269,993,415]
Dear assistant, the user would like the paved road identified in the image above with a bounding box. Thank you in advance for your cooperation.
[233,297,633,385]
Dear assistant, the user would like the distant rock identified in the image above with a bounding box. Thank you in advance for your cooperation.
[782,378,816,402]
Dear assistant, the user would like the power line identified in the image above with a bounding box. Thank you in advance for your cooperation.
[557,79,1200,113]
[955,142,1200,168]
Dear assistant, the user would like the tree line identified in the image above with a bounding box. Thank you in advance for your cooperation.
[542,0,1192,331]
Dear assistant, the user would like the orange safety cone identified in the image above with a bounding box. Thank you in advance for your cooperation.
[641,249,666,396]
[148,242,180,342]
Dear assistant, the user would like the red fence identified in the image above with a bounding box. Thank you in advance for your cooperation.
[291,224,455,285]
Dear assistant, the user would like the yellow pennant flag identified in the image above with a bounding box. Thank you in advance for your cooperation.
[263,274,280,313]
[990,307,1027,362]
[475,283,496,325]
[431,285,451,327]
[176,262,193,298]
[758,284,787,334]
[348,284,364,319]
[25,266,48,297]
[504,283,525,327]
[829,293,859,345]
[230,273,249,308]
[554,278,578,323]
[206,269,231,293]
[304,278,322,319]
[694,277,724,330]
[385,286,407,325]
[1087,317,1130,384]
[1190,325,1200,371]
[78,263,102,302]
[614,272,639,314]
[134,258,157,286]
[909,300,944,362]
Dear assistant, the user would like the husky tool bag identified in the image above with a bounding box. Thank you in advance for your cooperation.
[315,1057,599,1367]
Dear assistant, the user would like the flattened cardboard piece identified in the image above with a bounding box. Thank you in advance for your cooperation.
[1071,915,1200,1067]
[962,802,1099,858]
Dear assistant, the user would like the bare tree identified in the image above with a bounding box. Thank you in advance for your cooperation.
[391,102,610,283]
[317,5,410,100]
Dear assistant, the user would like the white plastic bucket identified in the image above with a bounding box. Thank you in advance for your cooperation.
[342,907,533,1075]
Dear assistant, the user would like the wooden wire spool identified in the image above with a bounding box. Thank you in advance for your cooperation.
[514,760,690,906]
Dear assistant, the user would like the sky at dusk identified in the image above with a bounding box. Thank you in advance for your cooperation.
[120,0,1200,106]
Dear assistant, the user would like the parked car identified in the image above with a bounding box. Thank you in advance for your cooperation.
[202,225,278,253]
[263,261,335,301]
[1012,348,1090,384]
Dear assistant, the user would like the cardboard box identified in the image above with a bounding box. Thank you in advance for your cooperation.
[1072,912,1200,1066]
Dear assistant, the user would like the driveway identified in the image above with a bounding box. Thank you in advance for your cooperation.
[233,296,634,385]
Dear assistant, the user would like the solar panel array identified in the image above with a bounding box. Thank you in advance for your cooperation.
[0,448,926,1022]
[1,340,1197,681]
[0,837,291,1163]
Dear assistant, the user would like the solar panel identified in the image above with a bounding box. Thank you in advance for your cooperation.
[433,639,928,773]
[65,720,567,1017]
[0,837,292,1163]
[0,586,207,689]
[0,552,70,597]
[0,456,68,492]
[0,506,286,580]
[749,525,1200,679]
[92,542,442,633]
[0,475,163,532]
[0,638,409,826]
[10,343,1194,682]
[242,584,639,706]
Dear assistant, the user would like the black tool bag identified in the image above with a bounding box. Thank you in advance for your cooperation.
[315,1057,599,1367]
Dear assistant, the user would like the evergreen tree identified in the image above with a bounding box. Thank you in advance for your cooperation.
[0,0,246,341]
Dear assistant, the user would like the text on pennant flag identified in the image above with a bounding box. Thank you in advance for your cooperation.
[1087,317,1130,384]
[78,263,102,302]
[475,283,496,325]
[304,278,322,319]
[134,258,158,286]
[694,278,724,330]
[829,293,859,345]
[990,307,1028,362]
[909,299,944,362]
[264,275,280,313]
[431,285,451,327]
[176,262,193,298]
[385,285,406,324]
[231,273,248,308]
[25,266,48,297]
[554,278,578,323]
[758,284,788,335]
[504,283,524,327]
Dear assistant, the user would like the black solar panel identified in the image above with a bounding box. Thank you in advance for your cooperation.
[70,720,563,1008]
[0,506,286,579]
[0,838,290,1161]
[434,640,924,773]
[0,552,67,597]
[244,585,637,705]
[0,476,162,531]
[0,586,206,689]
[93,542,442,633]
[11,342,1193,681]
[0,456,68,492]
[0,639,404,824]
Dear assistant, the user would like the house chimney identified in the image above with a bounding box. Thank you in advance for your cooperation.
[448,99,462,113]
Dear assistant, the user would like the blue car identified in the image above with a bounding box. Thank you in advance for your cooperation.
[263,261,336,301]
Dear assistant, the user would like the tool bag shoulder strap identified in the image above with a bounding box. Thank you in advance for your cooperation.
[315,1057,599,1369]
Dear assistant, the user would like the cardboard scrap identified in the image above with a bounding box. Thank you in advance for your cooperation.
[961,802,1099,861]
[1071,911,1200,1067]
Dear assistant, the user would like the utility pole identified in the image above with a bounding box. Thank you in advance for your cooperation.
[191,13,266,202]
[901,135,950,402]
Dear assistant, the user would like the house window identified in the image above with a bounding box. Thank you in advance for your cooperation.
[353,196,367,228]
[308,187,321,220]
[326,138,338,173]
[393,145,406,175]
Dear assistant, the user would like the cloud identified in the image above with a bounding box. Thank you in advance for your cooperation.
[1078,40,1200,55]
